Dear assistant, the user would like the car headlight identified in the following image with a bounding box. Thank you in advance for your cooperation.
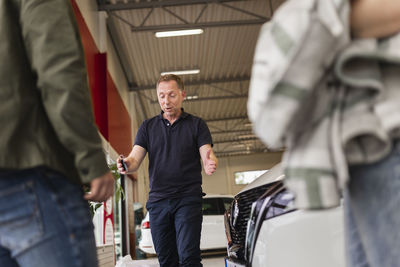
[245,183,295,265]
[225,182,278,262]
[245,195,272,262]
[231,199,240,229]
[224,205,232,246]
[244,202,257,260]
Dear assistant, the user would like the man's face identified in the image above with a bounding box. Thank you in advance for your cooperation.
[157,80,186,118]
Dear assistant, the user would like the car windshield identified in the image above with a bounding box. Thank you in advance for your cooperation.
[202,197,233,215]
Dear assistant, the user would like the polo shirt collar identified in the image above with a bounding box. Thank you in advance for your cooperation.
[158,108,188,121]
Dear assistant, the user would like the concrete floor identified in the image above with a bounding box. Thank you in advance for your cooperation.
[202,255,226,267]
[119,254,226,267]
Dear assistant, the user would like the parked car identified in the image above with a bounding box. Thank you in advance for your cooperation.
[139,194,234,255]
[138,212,154,255]
[224,163,345,267]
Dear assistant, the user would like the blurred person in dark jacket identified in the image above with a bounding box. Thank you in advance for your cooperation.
[0,1,114,267]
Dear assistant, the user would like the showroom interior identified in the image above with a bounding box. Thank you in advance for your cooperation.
[72,0,287,266]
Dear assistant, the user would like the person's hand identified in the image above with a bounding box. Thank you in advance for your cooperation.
[117,155,129,174]
[84,172,115,202]
[204,150,217,175]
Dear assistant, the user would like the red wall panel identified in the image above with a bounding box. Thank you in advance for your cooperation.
[71,0,132,155]
[93,53,109,140]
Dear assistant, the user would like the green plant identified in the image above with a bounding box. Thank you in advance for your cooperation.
[88,163,125,217]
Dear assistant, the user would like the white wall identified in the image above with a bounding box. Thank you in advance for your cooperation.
[74,1,101,48]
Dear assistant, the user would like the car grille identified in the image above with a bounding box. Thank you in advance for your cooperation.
[230,183,273,248]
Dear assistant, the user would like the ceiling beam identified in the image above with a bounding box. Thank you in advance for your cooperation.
[215,146,284,157]
[213,137,259,144]
[149,94,247,104]
[219,2,268,20]
[99,0,245,11]
[205,115,248,123]
[107,15,134,85]
[128,19,267,32]
[104,0,269,32]
[214,147,268,157]
[106,14,148,120]
[211,129,253,134]
[129,76,250,91]
[205,116,248,123]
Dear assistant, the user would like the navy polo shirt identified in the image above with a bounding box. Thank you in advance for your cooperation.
[135,109,213,202]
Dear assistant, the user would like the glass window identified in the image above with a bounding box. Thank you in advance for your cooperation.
[202,197,234,215]
[222,198,233,212]
[202,198,221,215]
[234,170,268,185]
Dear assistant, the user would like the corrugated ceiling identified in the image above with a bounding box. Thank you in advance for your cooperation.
[98,0,286,157]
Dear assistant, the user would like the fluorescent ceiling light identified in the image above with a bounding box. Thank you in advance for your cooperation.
[161,69,200,76]
[155,29,203,38]
[185,95,199,100]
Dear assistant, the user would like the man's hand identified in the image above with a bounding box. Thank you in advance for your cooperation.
[117,155,129,174]
[84,172,115,202]
[204,150,217,175]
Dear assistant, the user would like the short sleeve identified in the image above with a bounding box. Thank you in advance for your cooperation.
[197,118,213,148]
[134,121,148,150]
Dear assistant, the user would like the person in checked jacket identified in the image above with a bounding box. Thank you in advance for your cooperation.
[248,0,400,266]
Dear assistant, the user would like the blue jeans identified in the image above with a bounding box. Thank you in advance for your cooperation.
[345,139,400,267]
[146,196,203,267]
[0,167,98,267]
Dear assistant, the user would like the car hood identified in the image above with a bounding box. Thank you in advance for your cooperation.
[238,163,284,195]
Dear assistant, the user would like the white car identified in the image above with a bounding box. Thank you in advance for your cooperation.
[224,163,345,267]
[139,195,234,255]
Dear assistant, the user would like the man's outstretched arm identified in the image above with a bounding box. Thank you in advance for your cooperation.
[200,144,218,175]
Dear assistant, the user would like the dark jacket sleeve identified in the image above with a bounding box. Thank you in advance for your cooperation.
[19,0,109,183]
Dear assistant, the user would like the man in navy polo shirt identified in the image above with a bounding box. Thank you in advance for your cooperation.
[117,74,217,267]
